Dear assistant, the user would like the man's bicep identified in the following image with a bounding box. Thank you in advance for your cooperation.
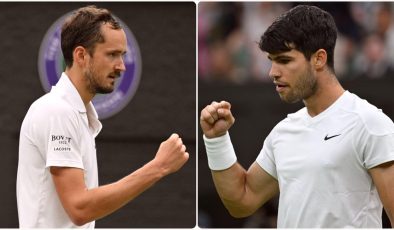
[369,161,394,226]
[246,162,279,206]
[50,167,87,210]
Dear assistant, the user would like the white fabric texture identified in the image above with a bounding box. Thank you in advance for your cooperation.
[256,91,394,228]
[17,73,102,228]
[204,132,237,170]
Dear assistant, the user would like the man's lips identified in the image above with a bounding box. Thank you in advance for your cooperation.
[108,73,121,79]
[274,81,289,93]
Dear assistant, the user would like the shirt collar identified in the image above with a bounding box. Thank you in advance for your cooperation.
[51,72,102,136]
[51,72,86,113]
[86,100,103,137]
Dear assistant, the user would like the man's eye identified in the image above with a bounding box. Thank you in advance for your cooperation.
[278,59,290,64]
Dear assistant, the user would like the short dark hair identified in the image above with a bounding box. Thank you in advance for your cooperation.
[259,5,337,71]
[61,5,121,67]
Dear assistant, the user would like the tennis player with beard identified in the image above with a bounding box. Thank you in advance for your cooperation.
[17,6,188,228]
[200,5,394,228]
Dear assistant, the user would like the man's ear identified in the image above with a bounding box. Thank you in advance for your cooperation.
[73,46,88,67]
[312,49,327,70]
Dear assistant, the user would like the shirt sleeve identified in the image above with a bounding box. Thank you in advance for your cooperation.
[256,131,278,180]
[354,109,394,169]
[44,109,84,169]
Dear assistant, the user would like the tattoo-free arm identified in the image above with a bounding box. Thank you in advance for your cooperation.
[51,161,163,226]
[51,133,188,226]
[211,162,279,218]
[369,161,394,227]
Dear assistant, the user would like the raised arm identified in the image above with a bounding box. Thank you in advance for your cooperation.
[212,162,279,217]
[51,133,189,226]
[200,101,279,217]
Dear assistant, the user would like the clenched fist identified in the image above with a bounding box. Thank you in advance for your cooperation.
[200,101,235,138]
[154,133,189,176]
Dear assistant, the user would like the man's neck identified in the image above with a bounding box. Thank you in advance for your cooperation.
[303,74,345,117]
[65,68,94,106]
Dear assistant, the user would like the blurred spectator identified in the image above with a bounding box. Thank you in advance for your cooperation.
[375,3,394,69]
[199,2,250,83]
[353,33,392,79]
[350,2,394,79]
[199,2,394,83]
[241,3,291,82]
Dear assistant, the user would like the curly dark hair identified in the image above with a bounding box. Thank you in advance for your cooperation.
[259,5,337,72]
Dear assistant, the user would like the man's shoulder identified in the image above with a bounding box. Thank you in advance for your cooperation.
[269,107,306,135]
[278,107,306,125]
[28,91,76,120]
[343,93,394,135]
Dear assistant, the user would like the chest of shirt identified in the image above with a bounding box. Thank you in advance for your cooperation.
[272,114,367,191]
[79,114,99,186]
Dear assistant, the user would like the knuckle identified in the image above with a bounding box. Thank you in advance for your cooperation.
[169,135,177,142]
[177,139,183,148]
[202,110,211,120]
[207,105,216,113]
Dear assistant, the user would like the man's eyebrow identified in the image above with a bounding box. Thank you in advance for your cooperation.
[107,49,128,55]
[267,54,293,61]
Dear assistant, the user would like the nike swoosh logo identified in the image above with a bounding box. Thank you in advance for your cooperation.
[324,134,341,141]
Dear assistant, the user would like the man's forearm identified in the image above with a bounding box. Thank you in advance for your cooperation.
[211,162,279,219]
[211,163,253,217]
[53,133,188,226]
[85,160,164,222]
[53,160,165,226]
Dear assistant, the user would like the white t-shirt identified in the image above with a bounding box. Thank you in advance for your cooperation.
[257,91,394,228]
[17,73,102,228]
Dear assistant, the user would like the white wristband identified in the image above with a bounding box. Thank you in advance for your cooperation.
[203,132,237,170]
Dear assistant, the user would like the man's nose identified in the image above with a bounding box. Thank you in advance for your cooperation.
[115,57,126,72]
[269,63,281,79]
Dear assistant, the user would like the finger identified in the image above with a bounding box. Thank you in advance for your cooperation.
[201,105,219,124]
[217,107,234,121]
[181,144,186,152]
[183,152,190,161]
[219,101,231,110]
[206,104,219,121]
[200,108,215,124]
[210,101,220,108]
[177,138,183,147]
[169,133,179,141]
[212,101,228,112]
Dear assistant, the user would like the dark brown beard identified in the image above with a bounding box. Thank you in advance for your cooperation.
[280,65,317,104]
[84,69,115,95]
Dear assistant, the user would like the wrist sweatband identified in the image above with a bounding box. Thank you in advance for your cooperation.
[203,132,237,170]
